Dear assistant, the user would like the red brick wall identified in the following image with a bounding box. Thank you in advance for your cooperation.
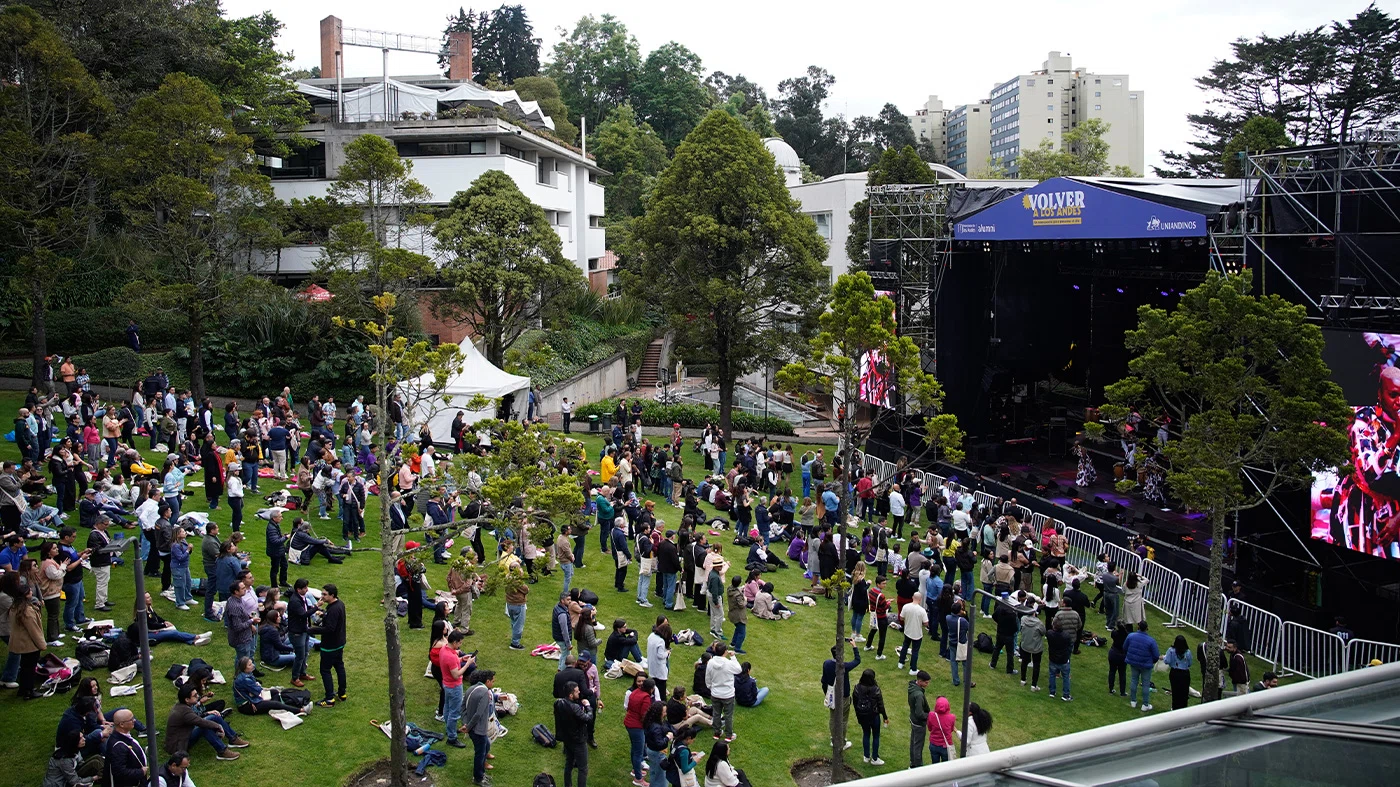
[416,299,474,347]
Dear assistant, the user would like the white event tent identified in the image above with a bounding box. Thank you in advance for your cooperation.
[399,340,530,441]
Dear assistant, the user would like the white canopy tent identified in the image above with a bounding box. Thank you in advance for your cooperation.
[399,340,531,442]
[340,79,441,121]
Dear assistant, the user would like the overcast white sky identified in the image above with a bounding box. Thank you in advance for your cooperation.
[224,0,1381,171]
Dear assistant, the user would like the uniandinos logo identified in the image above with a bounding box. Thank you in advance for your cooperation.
[1146,215,1198,232]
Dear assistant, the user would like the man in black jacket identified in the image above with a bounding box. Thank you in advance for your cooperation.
[822,641,862,751]
[311,584,347,706]
[265,510,289,589]
[553,681,594,787]
[657,530,681,610]
[552,655,597,747]
[989,598,1020,674]
[1063,579,1091,654]
[287,578,314,687]
[105,709,149,787]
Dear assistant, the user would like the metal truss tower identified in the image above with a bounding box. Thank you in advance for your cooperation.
[866,184,953,380]
[1238,130,1400,323]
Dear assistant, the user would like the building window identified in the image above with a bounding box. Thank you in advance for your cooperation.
[811,212,832,239]
[1095,78,1101,84]
[588,172,600,184]
[1095,104,1102,111]
[1047,91,1054,98]
[1047,105,1054,111]
[1047,118,1054,123]
[1026,78,1035,86]
[589,215,604,228]
[501,143,534,162]
[1113,79,1123,87]
[587,258,599,271]
[1095,91,1101,97]
[1130,93,1139,100]
[1046,78,1053,84]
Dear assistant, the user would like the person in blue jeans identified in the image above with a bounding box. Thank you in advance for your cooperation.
[946,600,972,687]
[1123,620,1160,710]
[58,529,90,631]
[259,612,296,669]
[168,682,245,760]
[464,669,496,784]
[1046,627,1074,700]
[170,528,193,610]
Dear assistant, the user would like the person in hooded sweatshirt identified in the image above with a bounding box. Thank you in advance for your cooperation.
[926,695,957,764]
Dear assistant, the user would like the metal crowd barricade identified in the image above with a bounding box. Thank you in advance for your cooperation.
[1060,526,1103,573]
[1009,504,1033,525]
[1281,622,1347,679]
[973,490,997,512]
[1222,598,1284,670]
[1346,638,1400,670]
[1138,559,1183,618]
[1172,579,1215,633]
[1105,542,1144,580]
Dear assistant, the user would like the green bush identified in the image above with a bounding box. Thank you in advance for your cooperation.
[574,397,795,436]
[23,307,188,356]
[80,347,143,386]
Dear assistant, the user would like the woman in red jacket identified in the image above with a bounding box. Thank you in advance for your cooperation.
[623,675,657,787]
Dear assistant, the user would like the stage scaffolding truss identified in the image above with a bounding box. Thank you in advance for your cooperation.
[867,183,952,380]
[1239,131,1400,320]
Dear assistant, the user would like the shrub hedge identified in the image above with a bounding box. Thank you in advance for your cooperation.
[573,397,795,436]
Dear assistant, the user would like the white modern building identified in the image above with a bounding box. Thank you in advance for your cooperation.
[946,100,991,175]
[260,74,607,280]
[987,51,1144,177]
[908,95,949,163]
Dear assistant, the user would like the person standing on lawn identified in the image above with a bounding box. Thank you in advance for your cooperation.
[706,641,742,744]
[463,669,496,786]
[896,592,928,674]
[706,559,725,641]
[200,523,221,622]
[312,583,347,707]
[822,640,862,752]
[554,680,594,787]
[440,630,472,749]
[1124,620,1160,710]
[287,578,314,687]
[907,670,931,768]
[726,575,748,655]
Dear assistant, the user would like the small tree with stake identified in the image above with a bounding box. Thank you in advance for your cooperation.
[334,293,463,787]
[1089,271,1349,702]
[776,271,963,781]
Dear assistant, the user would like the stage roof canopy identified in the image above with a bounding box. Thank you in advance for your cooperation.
[951,176,1249,241]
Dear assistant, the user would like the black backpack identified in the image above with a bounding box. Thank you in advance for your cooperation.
[974,632,995,653]
[530,723,556,748]
[76,641,110,671]
[533,774,556,787]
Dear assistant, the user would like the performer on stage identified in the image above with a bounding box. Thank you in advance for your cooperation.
[1332,365,1400,558]
[1142,452,1166,505]
[1073,441,1097,488]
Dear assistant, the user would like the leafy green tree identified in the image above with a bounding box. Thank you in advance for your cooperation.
[0,5,112,387]
[1015,119,1135,179]
[1089,271,1350,701]
[1159,6,1400,176]
[776,271,963,780]
[334,293,463,787]
[31,1,307,151]
[510,75,578,143]
[107,73,272,401]
[431,170,584,367]
[439,5,541,83]
[774,66,848,177]
[1222,116,1294,177]
[319,135,434,313]
[629,110,828,437]
[547,14,641,134]
[590,103,669,219]
[704,71,768,115]
[632,41,711,150]
[845,146,936,266]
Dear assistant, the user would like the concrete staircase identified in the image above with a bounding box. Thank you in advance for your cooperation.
[636,339,663,388]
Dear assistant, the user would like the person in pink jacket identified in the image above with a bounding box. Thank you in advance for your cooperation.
[927,695,958,764]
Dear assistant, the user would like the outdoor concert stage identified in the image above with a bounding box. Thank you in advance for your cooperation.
[863,141,1400,642]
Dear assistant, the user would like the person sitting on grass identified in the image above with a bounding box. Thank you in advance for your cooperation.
[135,592,211,646]
[605,618,644,669]
[289,519,346,565]
[751,582,791,620]
[258,609,295,670]
[733,661,770,708]
[232,656,308,716]
[164,682,247,762]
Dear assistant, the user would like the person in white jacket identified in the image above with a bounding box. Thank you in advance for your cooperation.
[705,642,742,743]
[647,618,672,698]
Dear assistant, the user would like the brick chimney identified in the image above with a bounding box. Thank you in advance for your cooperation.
[319,16,342,78]
[447,29,473,81]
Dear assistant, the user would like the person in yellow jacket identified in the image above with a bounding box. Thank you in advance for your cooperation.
[600,448,618,486]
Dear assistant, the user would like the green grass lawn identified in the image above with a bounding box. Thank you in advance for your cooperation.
[0,391,1271,786]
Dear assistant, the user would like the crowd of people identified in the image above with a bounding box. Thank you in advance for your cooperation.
[1,368,1260,787]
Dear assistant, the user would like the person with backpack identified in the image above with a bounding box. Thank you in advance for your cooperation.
[863,575,892,660]
[666,725,704,787]
[464,670,496,786]
[635,526,655,608]
[852,669,889,766]
[552,592,574,671]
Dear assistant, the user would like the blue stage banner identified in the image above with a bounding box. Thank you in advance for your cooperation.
[953,177,1207,240]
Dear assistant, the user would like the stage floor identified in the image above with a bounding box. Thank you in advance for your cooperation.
[995,449,1214,557]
